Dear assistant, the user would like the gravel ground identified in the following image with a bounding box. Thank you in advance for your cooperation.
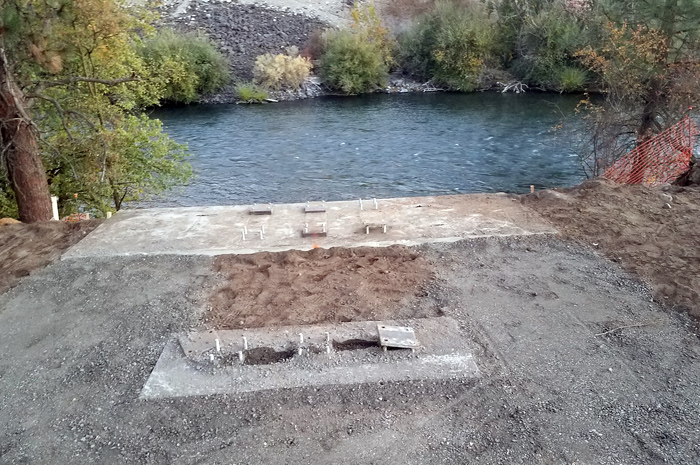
[525,179,700,319]
[0,220,101,295]
[2,236,699,464]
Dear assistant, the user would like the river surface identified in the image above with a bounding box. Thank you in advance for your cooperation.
[148,92,585,207]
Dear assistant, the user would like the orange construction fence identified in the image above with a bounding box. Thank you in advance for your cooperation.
[603,116,699,186]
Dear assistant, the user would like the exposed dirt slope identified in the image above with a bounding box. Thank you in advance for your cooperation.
[0,220,102,295]
[524,179,700,318]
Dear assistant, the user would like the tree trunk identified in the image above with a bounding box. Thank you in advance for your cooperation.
[0,47,53,222]
[630,76,664,183]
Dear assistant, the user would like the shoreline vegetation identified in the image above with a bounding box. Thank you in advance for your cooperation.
[158,0,619,104]
[0,0,698,221]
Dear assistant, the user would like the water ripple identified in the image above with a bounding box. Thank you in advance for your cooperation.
[144,93,585,207]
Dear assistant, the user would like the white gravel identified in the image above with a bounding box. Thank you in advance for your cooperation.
[167,0,349,25]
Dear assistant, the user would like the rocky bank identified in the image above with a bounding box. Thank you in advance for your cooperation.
[159,0,443,102]
[160,0,333,102]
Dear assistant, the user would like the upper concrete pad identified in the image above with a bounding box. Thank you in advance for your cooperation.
[63,194,556,258]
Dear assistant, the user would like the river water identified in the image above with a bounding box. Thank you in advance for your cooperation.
[148,92,585,207]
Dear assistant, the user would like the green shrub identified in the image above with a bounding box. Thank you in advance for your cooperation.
[253,47,312,90]
[319,29,389,94]
[497,1,594,89]
[236,83,269,103]
[0,178,18,219]
[398,1,499,91]
[349,3,396,69]
[558,66,588,92]
[140,29,230,103]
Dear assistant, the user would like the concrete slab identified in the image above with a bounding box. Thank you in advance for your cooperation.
[141,317,480,399]
[64,194,556,258]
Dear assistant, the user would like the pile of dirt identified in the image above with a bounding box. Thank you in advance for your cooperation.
[205,245,437,329]
[524,179,700,318]
[0,220,102,295]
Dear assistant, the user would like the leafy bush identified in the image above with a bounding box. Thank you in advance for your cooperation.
[253,47,312,90]
[558,66,588,92]
[319,29,389,94]
[236,83,269,103]
[140,29,230,103]
[349,3,396,69]
[398,1,499,91]
[0,179,18,219]
[496,0,595,89]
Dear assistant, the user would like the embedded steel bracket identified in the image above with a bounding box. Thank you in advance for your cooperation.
[364,223,387,234]
[305,202,326,213]
[302,222,327,238]
[377,324,419,352]
[250,204,273,215]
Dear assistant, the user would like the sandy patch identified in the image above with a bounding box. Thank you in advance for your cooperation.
[205,245,437,329]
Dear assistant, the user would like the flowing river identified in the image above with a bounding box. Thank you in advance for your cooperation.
[148,92,586,207]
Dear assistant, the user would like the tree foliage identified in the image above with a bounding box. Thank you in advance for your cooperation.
[319,30,389,94]
[318,3,393,94]
[399,0,499,91]
[574,0,700,173]
[140,29,230,104]
[253,47,312,90]
[0,0,199,219]
[494,0,594,91]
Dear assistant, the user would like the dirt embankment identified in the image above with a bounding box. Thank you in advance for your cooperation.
[0,220,102,295]
[524,179,700,319]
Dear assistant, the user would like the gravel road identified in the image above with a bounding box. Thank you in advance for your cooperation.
[1,236,699,464]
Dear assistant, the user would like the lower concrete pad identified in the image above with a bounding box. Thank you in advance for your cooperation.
[141,317,480,399]
[63,194,555,258]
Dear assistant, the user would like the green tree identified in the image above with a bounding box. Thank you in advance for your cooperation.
[575,0,700,173]
[319,3,393,94]
[140,29,230,104]
[1,0,197,220]
[399,0,499,91]
[493,0,595,90]
[319,29,389,94]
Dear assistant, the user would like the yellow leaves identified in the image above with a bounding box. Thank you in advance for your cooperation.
[349,2,394,67]
[28,42,63,73]
[46,54,63,73]
[94,44,111,60]
[253,49,312,90]
[576,22,670,91]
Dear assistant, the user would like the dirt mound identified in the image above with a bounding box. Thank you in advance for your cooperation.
[524,179,700,318]
[205,245,436,329]
[0,220,102,295]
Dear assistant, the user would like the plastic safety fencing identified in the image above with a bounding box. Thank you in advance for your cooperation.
[603,116,699,186]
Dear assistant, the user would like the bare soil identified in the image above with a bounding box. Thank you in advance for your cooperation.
[205,245,437,329]
[3,238,700,464]
[3,180,699,330]
[0,220,102,295]
[524,179,700,319]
